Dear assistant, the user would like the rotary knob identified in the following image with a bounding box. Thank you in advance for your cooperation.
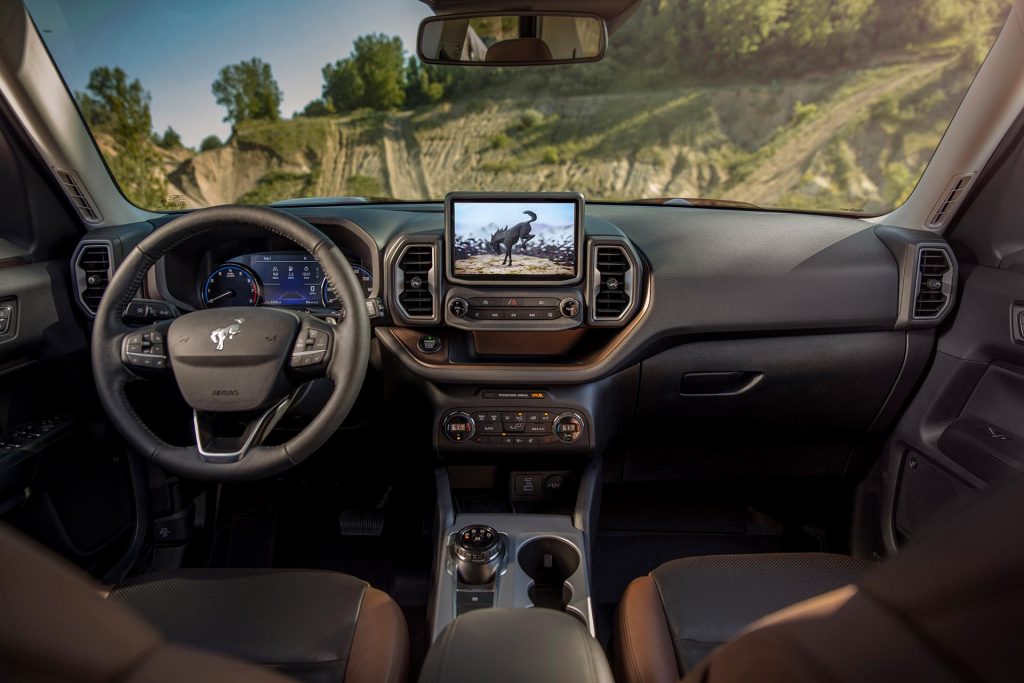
[448,297,469,318]
[552,412,584,443]
[559,297,580,318]
[443,412,475,442]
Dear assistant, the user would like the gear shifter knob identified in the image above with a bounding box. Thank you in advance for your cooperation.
[452,525,502,585]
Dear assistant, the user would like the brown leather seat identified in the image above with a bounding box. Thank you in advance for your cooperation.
[614,474,1024,683]
[0,524,408,683]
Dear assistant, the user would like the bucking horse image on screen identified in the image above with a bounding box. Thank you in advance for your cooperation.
[488,211,537,266]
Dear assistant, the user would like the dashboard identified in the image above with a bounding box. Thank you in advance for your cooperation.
[72,193,955,472]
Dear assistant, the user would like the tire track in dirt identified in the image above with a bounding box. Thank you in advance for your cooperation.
[382,113,431,199]
[736,59,948,205]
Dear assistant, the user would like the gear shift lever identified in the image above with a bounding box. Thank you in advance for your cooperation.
[452,525,502,584]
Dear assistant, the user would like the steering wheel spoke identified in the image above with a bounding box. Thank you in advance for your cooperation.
[193,396,294,463]
[287,314,336,379]
[121,322,174,374]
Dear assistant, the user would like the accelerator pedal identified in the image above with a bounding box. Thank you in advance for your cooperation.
[338,485,392,537]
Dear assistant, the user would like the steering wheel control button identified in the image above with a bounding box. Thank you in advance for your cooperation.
[418,335,442,353]
[448,297,469,318]
[553,413,585,443]
[559,297,580,318]
[290,327,330,367]
[124,330,168,369]
[443,412,475,442]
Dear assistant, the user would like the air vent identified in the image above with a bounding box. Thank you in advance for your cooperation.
[926,173,974,229]
[592,244,633,321]
[913,247,952,320]
[54,168,102,224]
[73,242,113,315]
[396,244,436,319]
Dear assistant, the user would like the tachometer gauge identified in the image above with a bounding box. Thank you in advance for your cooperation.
[202,263,260,308]
[321,263,373,308]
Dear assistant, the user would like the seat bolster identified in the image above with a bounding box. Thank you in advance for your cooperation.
[126,644,296,683]
[345,586,409,683]
[615,576,680,683]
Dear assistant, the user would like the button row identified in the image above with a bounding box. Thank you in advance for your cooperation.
[468,308,559,321]
[469,297,560,308]
[472,435,559,446]
[472,411,555,424]
[477,422,552,435]
[124,300,175,322]
[0,415,67,451]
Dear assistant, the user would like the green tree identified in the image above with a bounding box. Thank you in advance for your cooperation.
[211,57,282,126]
[298,98,335,117]
[199,134,223,152]
[154,126,182,148]
[323,34,406,112]
[404,57,444,107]
[75,66,164,207]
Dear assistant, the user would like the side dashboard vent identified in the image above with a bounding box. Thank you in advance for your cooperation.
[593,246,632,319]
[926,173,974,229]
[73,241,114,316]
[54,168,103,224]
[395,243,437,320]
[913,247,952,320]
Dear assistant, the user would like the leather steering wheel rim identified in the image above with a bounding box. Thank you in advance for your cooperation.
[91,205,370,481]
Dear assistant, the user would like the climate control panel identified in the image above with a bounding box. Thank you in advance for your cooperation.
[441,408,586,447]
[444,287,584,331]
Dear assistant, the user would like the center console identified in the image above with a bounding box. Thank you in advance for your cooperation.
[403,193,639,655]
[432,514,594,638]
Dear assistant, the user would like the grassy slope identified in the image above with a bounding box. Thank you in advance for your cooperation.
[162,49,982,213]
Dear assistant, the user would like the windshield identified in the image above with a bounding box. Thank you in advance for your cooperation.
[26,0,1009,214]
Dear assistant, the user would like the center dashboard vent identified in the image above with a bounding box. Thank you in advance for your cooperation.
[73,241,114,316]
[913,247,953,320]
[395,243,438,321]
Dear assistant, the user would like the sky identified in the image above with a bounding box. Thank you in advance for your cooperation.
[453,201,576,241]
[25,0,427,147]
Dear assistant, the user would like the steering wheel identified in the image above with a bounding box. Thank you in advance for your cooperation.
[91,206,370,481]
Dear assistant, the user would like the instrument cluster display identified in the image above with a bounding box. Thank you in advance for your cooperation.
[201,251,372,309]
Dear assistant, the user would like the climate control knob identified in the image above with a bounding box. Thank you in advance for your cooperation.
[552,412,585,443]
[448,297,469,318]
[443,412,475,442]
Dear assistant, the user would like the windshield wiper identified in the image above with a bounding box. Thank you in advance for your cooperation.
[629,197,762,209]
[269,196,382,207]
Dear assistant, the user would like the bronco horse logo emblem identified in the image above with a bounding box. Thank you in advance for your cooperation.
[210,318,244,351]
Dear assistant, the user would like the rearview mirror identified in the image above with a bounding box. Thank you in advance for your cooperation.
[418,12,607,66]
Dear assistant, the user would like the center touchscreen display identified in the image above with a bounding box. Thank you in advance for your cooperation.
[447,193,582,283]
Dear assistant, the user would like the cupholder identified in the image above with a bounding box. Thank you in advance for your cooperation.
[517,537,580,612]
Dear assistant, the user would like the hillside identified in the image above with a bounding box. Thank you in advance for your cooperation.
[158,52,977,214]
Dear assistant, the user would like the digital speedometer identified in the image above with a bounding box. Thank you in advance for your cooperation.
[202,264,260,307]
